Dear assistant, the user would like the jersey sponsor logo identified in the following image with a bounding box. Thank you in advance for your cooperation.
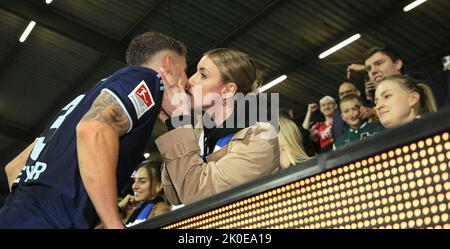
[128,81,155,119]
[13,163,48,184]
[24,162,47,182]
[13,95,85,187]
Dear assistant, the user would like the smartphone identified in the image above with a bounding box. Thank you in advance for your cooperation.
[364,75,375,102]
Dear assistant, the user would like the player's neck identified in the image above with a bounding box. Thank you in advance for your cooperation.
[140,51,173,73]
[139,62,160,73]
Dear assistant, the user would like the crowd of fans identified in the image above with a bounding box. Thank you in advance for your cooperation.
[295,46,448,156]
[116,46,449,227]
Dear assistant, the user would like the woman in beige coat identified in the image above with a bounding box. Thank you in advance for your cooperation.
[157,48,280,205]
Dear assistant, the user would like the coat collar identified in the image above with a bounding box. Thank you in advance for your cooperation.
[205,127,253,162]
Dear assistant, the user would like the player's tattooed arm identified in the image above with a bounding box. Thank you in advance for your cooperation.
[80,91,130,136]
[77,90,129,228]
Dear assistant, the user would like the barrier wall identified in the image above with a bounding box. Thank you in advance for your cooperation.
[135,108,450,229]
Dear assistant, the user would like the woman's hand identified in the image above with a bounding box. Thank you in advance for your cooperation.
[158,110,170,123]
[118,194,135,211]
[160,67,190,117]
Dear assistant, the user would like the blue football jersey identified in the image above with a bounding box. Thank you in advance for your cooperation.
[0,66,163,228]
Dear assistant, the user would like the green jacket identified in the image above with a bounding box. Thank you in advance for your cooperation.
[333,122,384,149]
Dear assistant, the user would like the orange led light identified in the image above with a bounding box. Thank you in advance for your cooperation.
[444,141,450,151]
[418,140,425,149]
[442,132,449,140]
[388,150,395,158]
[433,135,441,144]
[402,146,409,153]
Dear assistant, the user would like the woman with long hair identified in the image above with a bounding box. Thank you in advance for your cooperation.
[156,48,280,205]
[278,117,310,168]
[375,75,437,128]
[118,161,169,227]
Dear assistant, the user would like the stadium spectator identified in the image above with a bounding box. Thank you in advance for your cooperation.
[302,96,337,153]
[375,75,437,129]
[120,162,169,227]
[278,117,310,169]
[333,82,376,140]
[347,46,446,108]
[333,94,384,149]
[96,161,170,228]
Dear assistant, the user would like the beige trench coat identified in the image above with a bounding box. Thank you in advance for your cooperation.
[156,122,280,205]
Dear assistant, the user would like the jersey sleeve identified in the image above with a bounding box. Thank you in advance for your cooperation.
[102,69,162,133]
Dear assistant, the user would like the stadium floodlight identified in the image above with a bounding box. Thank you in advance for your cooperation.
[258,75,287,93]
[19,21,36,43]
[319,34,361,59]
[403,0,427,12]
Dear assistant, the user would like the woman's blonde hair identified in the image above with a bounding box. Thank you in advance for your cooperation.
[378,75,437,115]
[204,48,262,94]
[278,117,310,167]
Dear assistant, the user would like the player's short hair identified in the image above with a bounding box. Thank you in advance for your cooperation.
[126,32,187,66]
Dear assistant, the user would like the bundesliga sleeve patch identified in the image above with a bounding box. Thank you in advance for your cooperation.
[128,80,155,120]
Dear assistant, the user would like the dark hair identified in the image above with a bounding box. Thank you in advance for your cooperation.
[135,161,164,200]
[377,75,437,114]
[279,108,295,119]
[363,46,402,64]
[126,32,187,66]
[204,48,262,94]
[339,94,362,108]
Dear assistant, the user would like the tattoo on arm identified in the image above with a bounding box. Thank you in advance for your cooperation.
[81,91,130,136]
